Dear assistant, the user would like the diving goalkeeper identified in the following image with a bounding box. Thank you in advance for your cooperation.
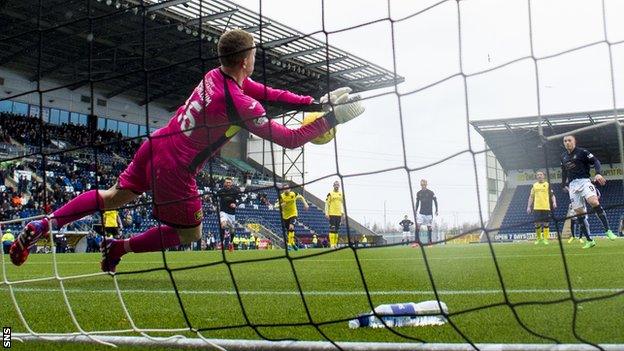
[10,29,365,272]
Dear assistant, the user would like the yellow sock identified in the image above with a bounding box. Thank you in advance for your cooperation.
[288,231,294,246]
[543,227,550,240]
[535,227,542,240]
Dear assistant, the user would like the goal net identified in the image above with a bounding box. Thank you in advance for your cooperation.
[1,0,623,350]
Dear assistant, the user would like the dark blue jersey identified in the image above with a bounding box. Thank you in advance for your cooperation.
[217,187,239,215]
[399,219,413,232]
[416,189,438,216]
[560,147,602,186]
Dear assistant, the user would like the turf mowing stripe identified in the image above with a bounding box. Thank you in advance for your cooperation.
[1,287,622,296]
[11,250,622,265]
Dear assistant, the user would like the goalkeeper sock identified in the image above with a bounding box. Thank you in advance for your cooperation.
[535,226,542,241]
[543,226,550,240]
[51,190,105,228]
[128,225,180,254]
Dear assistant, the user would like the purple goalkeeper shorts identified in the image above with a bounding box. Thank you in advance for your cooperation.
[118,133,203,228]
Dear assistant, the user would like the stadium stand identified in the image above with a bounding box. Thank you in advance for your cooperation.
[499,181,622,236]
[472,109,624,240]
[0,109,360,250]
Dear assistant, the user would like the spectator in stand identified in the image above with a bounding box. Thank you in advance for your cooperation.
[94,233,103,250]
[54,228,67,253]
[208,233,216,250]
[123,210,133,233]
[17,175,24,193]
[232,235,240,250]
[242,236,249,250]
[11,193,22,208]
[2,229,15,254]
[86,232,97,253]
[258,192,270,207]
[132,208,144,232]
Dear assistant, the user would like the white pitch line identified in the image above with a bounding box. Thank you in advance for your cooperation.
[298,251,624,262]
[0,287,622,296]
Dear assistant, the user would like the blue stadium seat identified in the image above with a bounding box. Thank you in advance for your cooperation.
[500,181,622,237]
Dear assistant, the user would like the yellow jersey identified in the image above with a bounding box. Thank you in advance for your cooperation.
[276,191,308,219]
[531,181,552,211]
[2,232,15,242]
[325,190,344,216]
[103,210,119,228]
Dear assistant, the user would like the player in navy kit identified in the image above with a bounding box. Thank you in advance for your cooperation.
[399,215,414,245]
[415,179,438,244]
[561,134,617,249]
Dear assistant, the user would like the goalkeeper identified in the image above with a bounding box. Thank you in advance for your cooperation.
[11,29,365,272]
[274,184,309,251]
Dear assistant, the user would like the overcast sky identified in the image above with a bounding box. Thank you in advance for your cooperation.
[235,0,624,229]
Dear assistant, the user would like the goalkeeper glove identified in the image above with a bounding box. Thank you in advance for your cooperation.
[330,92,365,124]
[319,87,352,111]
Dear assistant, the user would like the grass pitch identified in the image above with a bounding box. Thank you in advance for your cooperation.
[2,239,624,350]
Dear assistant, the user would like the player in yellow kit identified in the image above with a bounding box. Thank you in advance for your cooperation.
[275,184,309,251]
[103,210,123,239]
[526,171,557,245]
[325,180,344,249]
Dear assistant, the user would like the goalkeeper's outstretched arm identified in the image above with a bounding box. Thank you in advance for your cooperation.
[240,95,364,149]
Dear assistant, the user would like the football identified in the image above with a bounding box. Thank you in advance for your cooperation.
[302,112,336,145]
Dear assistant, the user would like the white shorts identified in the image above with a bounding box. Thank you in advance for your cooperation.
[568,179,597,210]
[402,231,411,240]
[417,214,433,226]
[567,203,586,217]
[219,212,236,228]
